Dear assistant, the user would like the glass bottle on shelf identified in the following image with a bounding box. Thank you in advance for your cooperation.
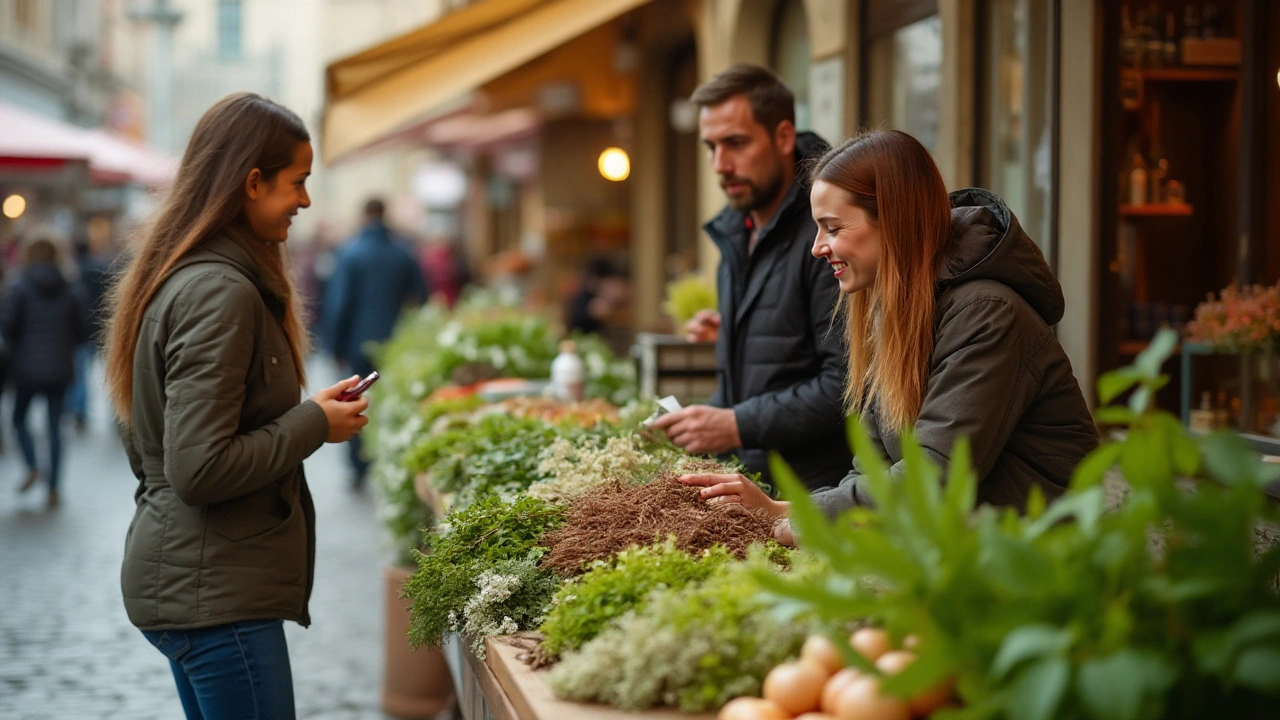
[1150,157,1169,204]
[1162,13,1179,66]
[1201,3,1221,39]
[1143,4,1165,67]
[1183,4,1203,41]
[1190,391,1216,434]
[1121,7,1139,66]
[1129,154,1149,207]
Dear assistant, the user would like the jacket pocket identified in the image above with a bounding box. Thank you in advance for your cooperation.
[207,483,295,542]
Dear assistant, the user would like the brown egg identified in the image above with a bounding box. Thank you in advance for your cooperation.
[832,676,911,720]
[795,714,840,720]
[718,697,789,720]
[874,650,917,676]
[849,628,892,663]
[801,635,846,676]
[821,668,864,714]
[763,660,828,715]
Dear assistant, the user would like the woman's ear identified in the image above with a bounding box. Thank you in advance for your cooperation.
[244,168,263,200]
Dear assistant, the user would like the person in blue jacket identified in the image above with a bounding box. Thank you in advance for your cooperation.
[323,198,428,487]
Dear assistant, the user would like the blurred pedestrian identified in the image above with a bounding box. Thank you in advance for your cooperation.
[65,230,111,430]
[322,197,428,488]
[418,236,471,308]
[101,92,368,720]
[1,238,88,508]
[567,257,629,336]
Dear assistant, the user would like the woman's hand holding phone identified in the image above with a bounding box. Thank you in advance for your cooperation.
[314,375,370,443]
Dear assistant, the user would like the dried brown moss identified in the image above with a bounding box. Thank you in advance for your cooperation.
[538,472,776,576]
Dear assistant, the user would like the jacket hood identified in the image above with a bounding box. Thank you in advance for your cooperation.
[941,188,1064,325]
[794,130,828,166]
[24,263,68,297]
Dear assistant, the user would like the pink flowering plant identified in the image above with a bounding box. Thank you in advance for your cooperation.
[1185,281,1280,352]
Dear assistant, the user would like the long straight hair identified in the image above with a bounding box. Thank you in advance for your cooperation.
[104,93,311,422]
[810,130,951,431]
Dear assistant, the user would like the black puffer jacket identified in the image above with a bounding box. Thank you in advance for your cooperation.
[811,188,1099,517]
[705,131,852,489]
[1,263,88,388]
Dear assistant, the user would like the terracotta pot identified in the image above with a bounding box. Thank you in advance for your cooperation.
[382,565,455,718]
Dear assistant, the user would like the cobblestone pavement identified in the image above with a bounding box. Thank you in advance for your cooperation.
[0,362,426,720]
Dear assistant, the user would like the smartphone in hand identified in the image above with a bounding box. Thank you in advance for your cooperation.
[338,371,380,402]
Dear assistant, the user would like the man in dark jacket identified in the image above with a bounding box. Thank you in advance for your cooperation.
[2,239,88,507]
[323,198,429,487]
[653,64,851,489]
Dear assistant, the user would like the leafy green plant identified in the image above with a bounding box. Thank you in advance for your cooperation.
[756,328,1280,720]
[547,546,811,712]
[538,540,736,659]
[404,495,566,651]
[364,293,636,563]
[663,273,718,328]
[456,552,562,658]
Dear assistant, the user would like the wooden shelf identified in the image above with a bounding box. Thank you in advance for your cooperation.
[1130,67,1240,82]
[1119,204,1194,217]
[1119,340,1183,357]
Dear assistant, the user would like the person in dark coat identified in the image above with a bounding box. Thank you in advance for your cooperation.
[65,232,112,429]
[2,239,89,507]
[679,130,1099,544]
[322,198,429,486]
[652,64,852,489]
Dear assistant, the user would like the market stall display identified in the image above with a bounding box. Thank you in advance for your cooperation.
[370,311,1280,720]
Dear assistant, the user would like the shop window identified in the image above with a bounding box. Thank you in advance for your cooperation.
[867,14,942,153]
[771,0,811,131]
[979,0,1058,266]
[217,0,243,60]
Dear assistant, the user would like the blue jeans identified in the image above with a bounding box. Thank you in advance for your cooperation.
[142,619,296,720]
[65,344,93,420]
[13,384,66,491]
[346,355,376,485]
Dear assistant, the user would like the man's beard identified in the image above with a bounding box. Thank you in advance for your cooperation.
[723,170,784,213]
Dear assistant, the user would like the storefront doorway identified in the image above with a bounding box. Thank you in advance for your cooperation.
[1097,0,1279,447]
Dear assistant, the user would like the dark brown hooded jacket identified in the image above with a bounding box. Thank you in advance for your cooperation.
[812,188,1098,517]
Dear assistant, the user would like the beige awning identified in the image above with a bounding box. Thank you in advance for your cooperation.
[323,0,651,163]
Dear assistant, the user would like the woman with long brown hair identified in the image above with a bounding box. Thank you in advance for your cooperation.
[680,129,1098,540]
[104,92,368,718]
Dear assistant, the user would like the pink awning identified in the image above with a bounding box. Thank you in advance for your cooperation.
[0,102,176,187]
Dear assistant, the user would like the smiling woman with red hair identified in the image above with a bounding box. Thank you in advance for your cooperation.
[680,129,1099,540]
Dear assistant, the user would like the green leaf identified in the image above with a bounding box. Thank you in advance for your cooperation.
[1026,486,1105,538]
[1004,655,1070,720]
[1235,647,1280,693]
[945,436,978,516]
[1201,432,1274,489]
[1077,649,1177,720]
[1069,443,1123,491]
[1134,328,1179,379]
[991,624,1074,680]
[978,525,1055,596]
[1094,406,1136,426]
[1098,367,1142,405]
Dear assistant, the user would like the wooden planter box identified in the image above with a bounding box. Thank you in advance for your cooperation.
[449,635,714,720]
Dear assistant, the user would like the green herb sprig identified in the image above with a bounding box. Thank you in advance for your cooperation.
[404,495,566,651]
